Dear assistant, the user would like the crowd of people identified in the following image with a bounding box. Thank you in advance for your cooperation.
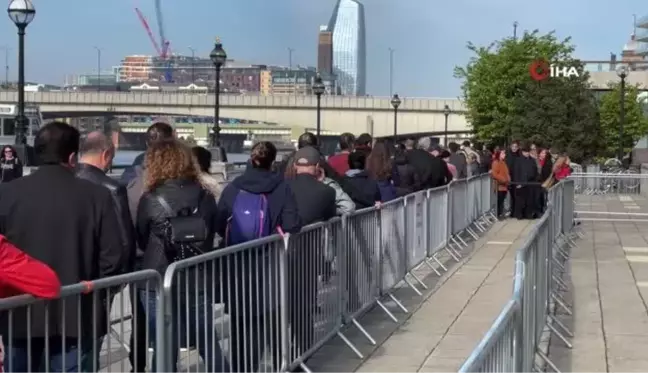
[0,120,574,372]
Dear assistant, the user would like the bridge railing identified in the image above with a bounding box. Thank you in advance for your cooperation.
[0,174,496,372]
[459,180,577,372]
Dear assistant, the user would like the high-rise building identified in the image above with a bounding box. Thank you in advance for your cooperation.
[117,55,153,82]
[327,0,366,96]
[318,26,333,75]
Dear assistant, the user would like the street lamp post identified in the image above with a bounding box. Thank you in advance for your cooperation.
[94,46,102,92]
[7,0,35,152]
[312,74,325,140]
[617,65,628,161]
[391,93,401,141]
[209,38,227,162]
[443,104,451,146]
[188,47,196,83]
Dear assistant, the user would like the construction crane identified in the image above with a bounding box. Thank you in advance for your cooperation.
[133,1,173,82]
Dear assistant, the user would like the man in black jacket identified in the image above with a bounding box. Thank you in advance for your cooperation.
[512,144,538,219]
[402,138,451,191]
[76,131,145,373]
[0,122,127,372]
[506,141,520,215]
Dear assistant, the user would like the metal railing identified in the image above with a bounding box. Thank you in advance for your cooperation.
[0,173,497,372]
[459,180,578,373]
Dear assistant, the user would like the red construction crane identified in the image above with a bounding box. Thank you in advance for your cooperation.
[133,4,173,81]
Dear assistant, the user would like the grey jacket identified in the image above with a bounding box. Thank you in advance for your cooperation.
[126,165,146,227]
[449,152,468,179]
[322,177,356,215]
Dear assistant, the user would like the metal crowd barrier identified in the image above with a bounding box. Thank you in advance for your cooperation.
[0,173,497,372]
[571,172,644,195]
[459,180,578,373]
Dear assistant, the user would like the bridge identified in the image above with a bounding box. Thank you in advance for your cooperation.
[0,91,470,137]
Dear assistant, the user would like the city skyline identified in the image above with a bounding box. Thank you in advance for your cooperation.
[328,0,366,96]
[0,0,644,97]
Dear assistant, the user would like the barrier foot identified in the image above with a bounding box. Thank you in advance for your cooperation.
[551,292,573,316]
[474,221,486,233]
[299,362,313,373]
[424,258,443,276]
[445,245,461,262]
[552,257,566,272]
[567,236,579,248]
[431,254,448,272]
[376,299,399,322]
[336,331,364,359]
[552,274,569,293]
[466,227,479,240]
[549,314,574,338]
[387,292,409,313]
[548,322,573,349]
[537,349,562,373]
[457,234,469,247]
[451,236,466,251]
[404,276,423,296]
[351,318,377,345]
[554,245,570,261]
[408,271,428,290]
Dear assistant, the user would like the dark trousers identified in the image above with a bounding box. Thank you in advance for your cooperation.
[497,190,507,217]
[513,186,533,219]
[6,337,99,372]
[140,289,228,372]
[129,284,148,372]
[508,185,516,214]
[228,311,280,372]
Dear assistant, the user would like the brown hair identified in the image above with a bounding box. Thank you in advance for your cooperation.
[144,139,198,191]
[250,141,277,170]
[365,140,393,181]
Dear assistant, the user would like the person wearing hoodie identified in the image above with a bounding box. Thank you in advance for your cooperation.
[392,147,419,196]
[0,145,22,183]
[448,142,468,179]
[215,141,301,372]
[345,150,382,208]
[327,132,355,176]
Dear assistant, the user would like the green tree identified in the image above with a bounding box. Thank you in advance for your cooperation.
[598,83,648,158]
[454,30,600,158]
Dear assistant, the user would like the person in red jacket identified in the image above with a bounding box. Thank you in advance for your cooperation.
[327,132,355,176]
[553,155,572,181]
[0,235,60,299]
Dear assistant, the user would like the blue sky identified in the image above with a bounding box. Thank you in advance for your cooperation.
[0,0,644,98]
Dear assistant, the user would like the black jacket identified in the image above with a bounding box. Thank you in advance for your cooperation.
[405,149,452,190]
[512,156,538,185]
[136,178,218,276]
[393,151,419,196]
[76,163,136,270]
[119,152,145,186]
[217,167,302,238]
[344,170,382,208]
[287,174,336,225]
[0,158,22,183]
[0,165,127,338]
[540,158,553,182]
[506,150,519,180]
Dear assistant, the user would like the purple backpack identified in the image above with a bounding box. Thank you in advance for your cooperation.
[226,190,272,245]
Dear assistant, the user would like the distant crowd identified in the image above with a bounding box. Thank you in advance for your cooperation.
[0,121,573,372]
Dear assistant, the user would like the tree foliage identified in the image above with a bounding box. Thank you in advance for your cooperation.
[454,30,601,161]
[598,83,648,158]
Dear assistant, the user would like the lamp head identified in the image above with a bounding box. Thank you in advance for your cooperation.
[617,64,629,78]
[209,37,227,67]
[7,0,35,28]
[391,94,401,109]
[443,104,451,116]
[312,74,325,96]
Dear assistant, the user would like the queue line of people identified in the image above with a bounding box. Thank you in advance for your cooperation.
[0,122,510,372]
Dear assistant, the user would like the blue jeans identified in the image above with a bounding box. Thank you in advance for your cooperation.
[139,289,229,372]
[5,337,100,372]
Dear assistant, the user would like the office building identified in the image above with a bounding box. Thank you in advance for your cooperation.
[270,67,319,95]
[117,55,153,82]
[260,70,272,95]
[318,26,333,75]
[327,0,366,96]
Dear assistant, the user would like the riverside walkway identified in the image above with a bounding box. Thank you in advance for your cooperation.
[550,192,648,372]
[307,218,534,372]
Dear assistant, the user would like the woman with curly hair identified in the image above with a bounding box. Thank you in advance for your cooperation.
[135,139,227,372]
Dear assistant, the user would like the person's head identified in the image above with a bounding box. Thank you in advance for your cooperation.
[79,131,115,172]
[474,142,484,151]
[191,146,212,173]
[35,121,81,167]
[144,139,198,191]
[539,149,548,160]
[298,132,318,150]
[355,133,372,150]
[530,143,537,152]
[469,153,478,164]
[417,137,432,152]
[348,149,367,171]
[495,150,506,161]
[250,141,277,170]
[404,138,416,150]
[292,146,321,176]
[520,144,530,157]
[448,142,460,153]
[510,141,519,153]
[440,149,451,161]
[430,144,442,157]
[396,142,405,151]
[462,140,471,149]
[1,145,16,161]
[553,155,567,169]
[145,122,174,148]
[339,132,355,152]
[366,140,393,181]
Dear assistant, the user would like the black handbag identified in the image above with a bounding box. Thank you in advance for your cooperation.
[155,194,207,261]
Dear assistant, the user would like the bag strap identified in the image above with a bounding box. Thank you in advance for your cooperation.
[155,195,174,216]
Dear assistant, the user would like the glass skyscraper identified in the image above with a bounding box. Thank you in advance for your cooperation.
[327,0,366,96]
